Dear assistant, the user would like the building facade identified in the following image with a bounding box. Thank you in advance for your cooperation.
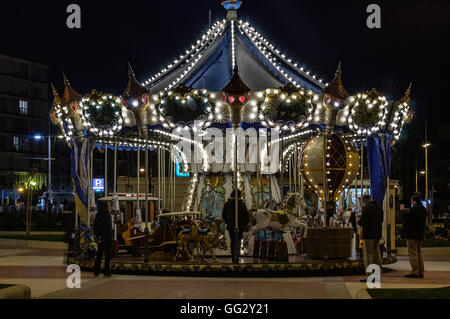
[0,55,49,203]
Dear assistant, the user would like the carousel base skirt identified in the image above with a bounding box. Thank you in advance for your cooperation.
[68,255,398,277]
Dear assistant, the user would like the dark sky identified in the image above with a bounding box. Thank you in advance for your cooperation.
[1,0,450,124]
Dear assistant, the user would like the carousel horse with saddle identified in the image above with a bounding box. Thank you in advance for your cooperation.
[174,217,225,262]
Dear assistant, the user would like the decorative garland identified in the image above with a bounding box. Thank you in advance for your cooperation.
[80,90,124,136]
[347,88,388,135]
[259,88,315,129]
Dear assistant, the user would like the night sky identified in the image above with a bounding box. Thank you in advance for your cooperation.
[1,0,449,123]
[1,0,449,199]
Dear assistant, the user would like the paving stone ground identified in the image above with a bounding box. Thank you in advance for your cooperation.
[1,246,449,299]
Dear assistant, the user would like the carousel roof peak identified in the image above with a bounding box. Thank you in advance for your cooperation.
[123,63,149,100]
[323,61,349,99]
[143,11,325,93]
[222,66,251,95]
[62,72,81,105]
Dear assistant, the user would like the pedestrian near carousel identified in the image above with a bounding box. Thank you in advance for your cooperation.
[403,195,428,278]
[93,200,113,277]
[358,195,384,282]
[347,209,359,254]
[222,190,249,259]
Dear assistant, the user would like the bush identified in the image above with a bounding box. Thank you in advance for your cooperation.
[396,222,450,244]
[0,210,66,231]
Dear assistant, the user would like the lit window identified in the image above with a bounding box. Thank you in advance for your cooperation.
[19,100,28,115]
[13,136,19,151]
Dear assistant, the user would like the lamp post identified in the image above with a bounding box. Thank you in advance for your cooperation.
[422,142,431,223]
[33,134,64,209]
[415,170,425,194]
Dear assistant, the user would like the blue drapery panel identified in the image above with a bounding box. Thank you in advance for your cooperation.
[185,28,233,91]
[71,138,94,224]
[367,134,393,206]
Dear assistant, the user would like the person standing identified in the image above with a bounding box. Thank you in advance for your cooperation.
[403,195,428,278]
[358,195,384,281]
[222,190,249,259]
[93,201,113,277]
[347,209,359,255]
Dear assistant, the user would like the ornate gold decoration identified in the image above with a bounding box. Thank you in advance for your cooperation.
[122,63,149,100]
[323,62,349,100]
[62,72,82,106]
[300,133,359,202]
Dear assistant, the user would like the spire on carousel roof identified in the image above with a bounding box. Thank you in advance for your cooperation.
[62,72,82,105]
[398,82,412,104]
[51,83,61,105]
[222,66,251,95]
[323,61,349,100]
[122,63,149,100]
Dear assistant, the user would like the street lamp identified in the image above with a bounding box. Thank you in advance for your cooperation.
[422,142,431,223]
[415,170,426,193]
[33,134,64,209]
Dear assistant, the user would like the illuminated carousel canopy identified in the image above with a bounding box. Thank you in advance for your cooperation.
[50,0,414,155]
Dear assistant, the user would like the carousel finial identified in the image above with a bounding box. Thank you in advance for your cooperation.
[122,63,148,100]
[221,0,243,11]
[128,62,136,80]
[323,61,349,99]
[222,65,250,95]
[399,82,412,104]
[221,0,242,20]
[62,71,70,86]
[335,61,342,78]
[51,83,61,105]
[62,72,81,105]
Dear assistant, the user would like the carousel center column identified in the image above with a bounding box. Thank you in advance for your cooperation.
[222,66,251,264]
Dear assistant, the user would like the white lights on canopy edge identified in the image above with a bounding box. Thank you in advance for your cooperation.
[184,173,198,212]
[142,20,227,90]
[237,20,326,89]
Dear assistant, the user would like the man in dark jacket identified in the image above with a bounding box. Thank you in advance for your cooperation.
[93,201,113,277]
[358,195,384,278]
[403,195,428,278]
[222,190,249,259]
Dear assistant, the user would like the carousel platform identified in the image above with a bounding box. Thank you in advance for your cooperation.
[68,254,397,277]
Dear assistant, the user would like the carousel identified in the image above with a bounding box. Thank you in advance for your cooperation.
[54,0,412,275]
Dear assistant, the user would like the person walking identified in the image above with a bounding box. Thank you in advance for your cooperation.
[358,195,384,282]
[222,190,249,259]
[403,195,428,278]
[93,201,113,277]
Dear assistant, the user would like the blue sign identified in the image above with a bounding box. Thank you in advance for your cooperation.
[176,162,190,178]
[93,178,105,193]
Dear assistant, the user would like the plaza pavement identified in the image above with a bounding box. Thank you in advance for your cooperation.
[0,246,449,299]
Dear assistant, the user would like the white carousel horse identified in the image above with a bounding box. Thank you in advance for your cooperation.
[252,193,308,232]
[243,194,308,256]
